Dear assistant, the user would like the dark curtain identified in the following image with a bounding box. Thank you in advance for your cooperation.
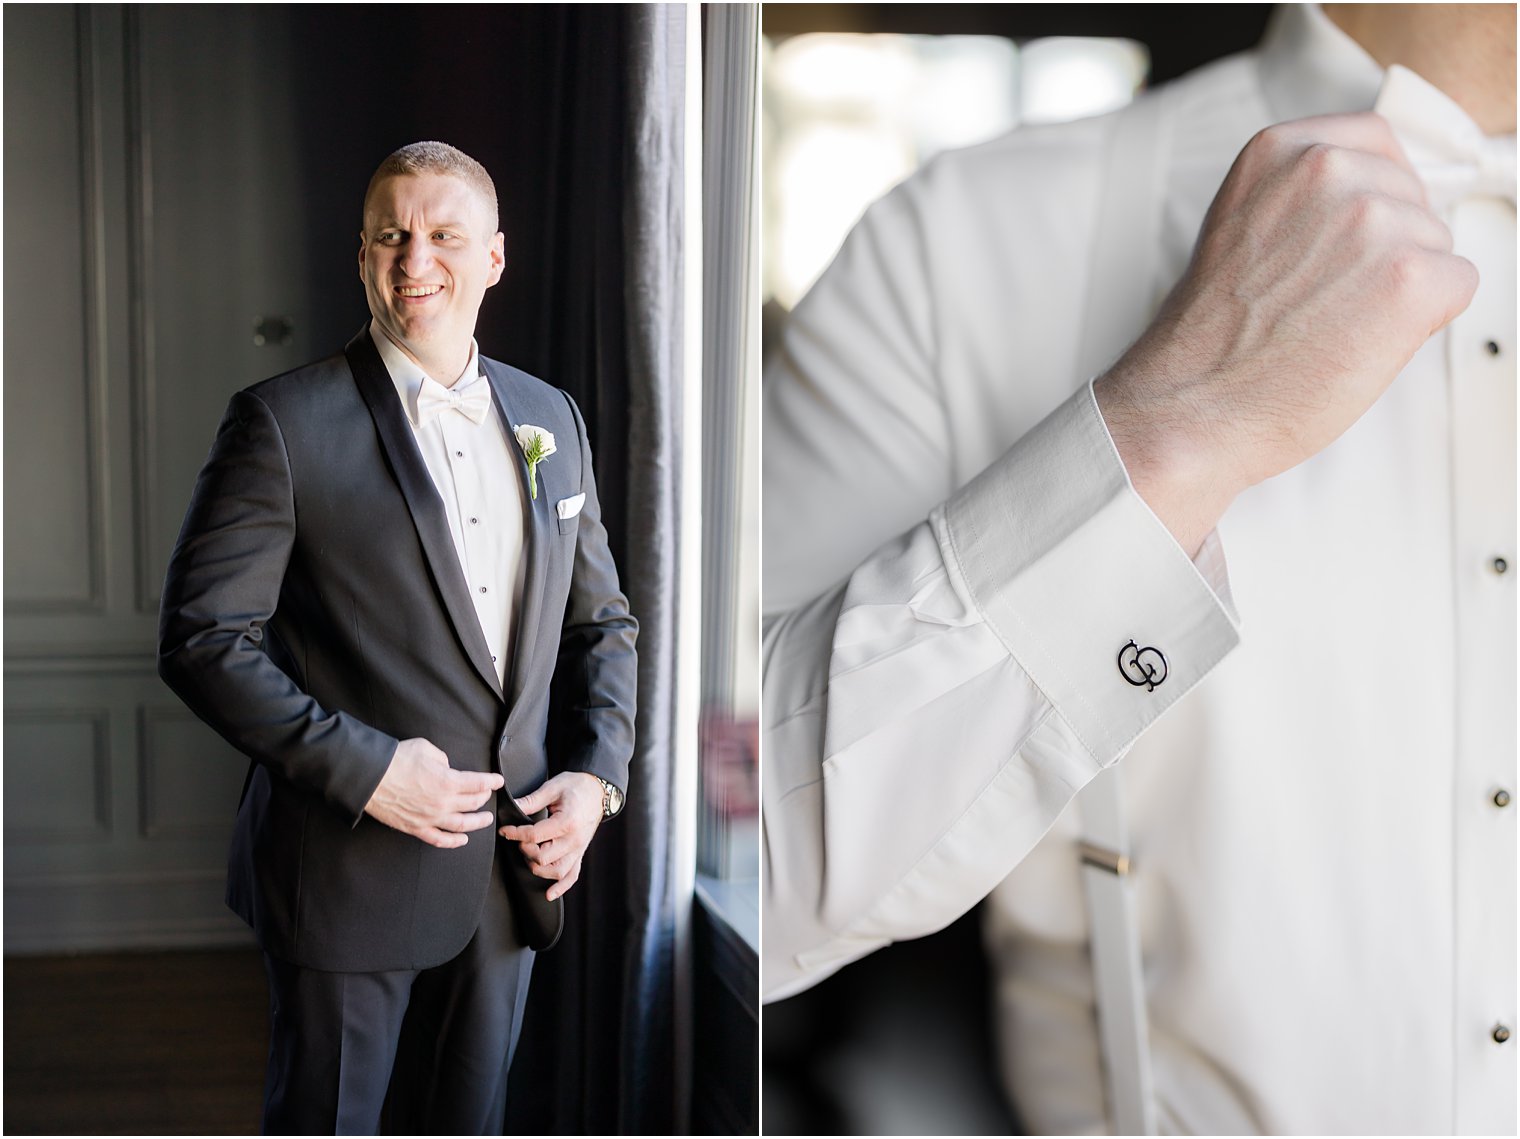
[281,3,686,1132]
[497,6,687,1136]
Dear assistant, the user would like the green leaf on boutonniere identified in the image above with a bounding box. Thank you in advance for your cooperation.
[513,424,558,500]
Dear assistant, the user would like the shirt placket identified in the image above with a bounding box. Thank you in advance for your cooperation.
[1446,196,1517,1135]
[439,410,504,681]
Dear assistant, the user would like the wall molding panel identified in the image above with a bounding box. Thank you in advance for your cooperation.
[2,708,112,844]
[124,5,162,616]
[4,870,249,956]
[4,4,109,617]
[2,6,263,954]
[137,706,249,841]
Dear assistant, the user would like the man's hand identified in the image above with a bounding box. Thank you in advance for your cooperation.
[1095,112,1479,556]
[497,771,605,901]
[364,737,504,848]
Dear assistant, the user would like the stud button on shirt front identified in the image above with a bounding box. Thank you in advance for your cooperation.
[369,322,527,688]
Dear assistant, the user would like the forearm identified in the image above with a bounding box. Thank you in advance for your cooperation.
[550,612,638,789]
[762,384,1242,1000]
[157,629,398,821]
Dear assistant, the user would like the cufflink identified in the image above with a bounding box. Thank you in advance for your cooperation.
[1118,640,1167,691]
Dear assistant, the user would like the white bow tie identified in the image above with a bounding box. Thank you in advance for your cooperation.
[415,371,493,426]
[1375,64,1517,211]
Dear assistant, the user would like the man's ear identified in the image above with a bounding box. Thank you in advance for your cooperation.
[357,231,368,280]
[486,231,506,288]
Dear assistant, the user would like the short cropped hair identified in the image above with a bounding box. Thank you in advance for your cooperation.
[362,141,499,232]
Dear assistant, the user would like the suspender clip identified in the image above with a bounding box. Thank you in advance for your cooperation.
[1079,841,1132,877]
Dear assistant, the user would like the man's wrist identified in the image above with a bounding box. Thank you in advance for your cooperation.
[594,776,625,819]
[1092,367,1240,559]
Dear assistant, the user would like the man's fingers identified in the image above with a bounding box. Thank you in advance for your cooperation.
[1420,251,1480,333]
[498,812,573,845]
[514,786,550,815]
[397,811,493,847]
[1368,196,1454,255]
[530,835,587,868]
[509,835,550,865]
[498,821,552,845]
[365,740,508,846]
[546,861,581,901]
[1271,141,1431,211]
[445,768,504,794]
[528,855,562,880]
[530,810,575,842]
[447,786,498,814]
[502,830,579,866]
[1257,112,1417,174]
[448,810,496,834]
[416,826,469,850]
[509,831,588,876]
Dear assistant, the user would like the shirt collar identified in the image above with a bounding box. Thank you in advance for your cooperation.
[1375,65,1516,209]
[368,320,482,427]
[1257,5,1515,209]
[1257,3,1383,123]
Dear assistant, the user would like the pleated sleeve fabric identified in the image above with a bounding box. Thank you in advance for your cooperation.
[761,134,1240,1002]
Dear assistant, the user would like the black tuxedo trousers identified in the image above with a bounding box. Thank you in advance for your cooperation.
[262,845,535,1135]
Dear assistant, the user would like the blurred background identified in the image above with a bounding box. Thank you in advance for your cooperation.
[759,5,1271,1134]
[5,3,759,1133]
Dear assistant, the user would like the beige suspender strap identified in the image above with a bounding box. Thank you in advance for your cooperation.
[1080,769,1157,1136]
[1074,81,1173,1138]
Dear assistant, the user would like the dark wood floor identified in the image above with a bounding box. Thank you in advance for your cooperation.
[5,948,268,1135]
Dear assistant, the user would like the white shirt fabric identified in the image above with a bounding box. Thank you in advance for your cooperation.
[760,5,1516,1134]
[370,322,527,688]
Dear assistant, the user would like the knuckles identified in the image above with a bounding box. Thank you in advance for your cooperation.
[1245,123,1294,165]
[1296,140,1346,187]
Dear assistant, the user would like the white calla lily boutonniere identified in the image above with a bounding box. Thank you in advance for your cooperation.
[514,424,557,500]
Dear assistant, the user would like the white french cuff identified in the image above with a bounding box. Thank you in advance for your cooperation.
[941,380,1242,767]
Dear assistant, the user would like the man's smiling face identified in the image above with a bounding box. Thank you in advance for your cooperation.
[358,172,504,377]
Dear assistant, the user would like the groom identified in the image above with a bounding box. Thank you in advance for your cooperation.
[158,141,638,1134]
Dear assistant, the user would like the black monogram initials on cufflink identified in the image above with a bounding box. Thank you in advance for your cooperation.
[1118,640,1168,692]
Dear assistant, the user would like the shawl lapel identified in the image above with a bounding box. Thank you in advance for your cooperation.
[480,356,554,725]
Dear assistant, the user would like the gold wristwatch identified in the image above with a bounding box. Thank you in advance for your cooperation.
[597,777,625,819]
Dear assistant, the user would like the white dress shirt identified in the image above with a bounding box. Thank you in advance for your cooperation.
[761,5,1515,1134]
[370,322,527,688]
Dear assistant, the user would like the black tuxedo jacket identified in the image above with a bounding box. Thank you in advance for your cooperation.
[158,329,637,972]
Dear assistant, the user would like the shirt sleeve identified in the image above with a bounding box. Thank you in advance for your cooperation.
[761,174,1241,1003]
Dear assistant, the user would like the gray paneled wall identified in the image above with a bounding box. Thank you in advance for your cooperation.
[4,5,321,952]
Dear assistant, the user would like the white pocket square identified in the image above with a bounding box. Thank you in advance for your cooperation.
[556,493,586,520]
